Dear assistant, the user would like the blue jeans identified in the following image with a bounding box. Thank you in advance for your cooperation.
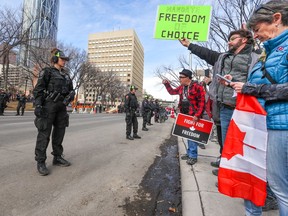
[267,130,288,216]
[187,139,198,159]
[244,200,262,216]
[219,106,234,146]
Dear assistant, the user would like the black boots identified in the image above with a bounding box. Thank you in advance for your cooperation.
[37,162,49,176]
[133,134,141,139]
[211,156,221,168]
[53,156,71,167]
[126,135,134,140]
[126,134,141,140]
[142,127,148,131]
[37,156,70,176]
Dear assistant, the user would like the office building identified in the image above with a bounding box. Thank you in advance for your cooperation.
[19,0,59,67]
[86,29,144,103]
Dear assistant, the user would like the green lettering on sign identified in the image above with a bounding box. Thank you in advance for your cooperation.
[154,5,212,41]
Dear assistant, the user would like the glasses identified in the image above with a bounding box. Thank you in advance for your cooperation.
[179,76,187,79]
[255,5,276,14]
[229,36,242,42]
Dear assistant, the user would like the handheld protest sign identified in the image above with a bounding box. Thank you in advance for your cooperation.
[154,5,212,41]
[172,113,214,144]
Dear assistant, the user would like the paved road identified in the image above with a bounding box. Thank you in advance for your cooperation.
[0,113,173,216]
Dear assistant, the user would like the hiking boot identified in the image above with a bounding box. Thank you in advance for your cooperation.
[133,134,141,139]
[262,196,279,211]
[37,162,49,176]
[212,169,218,176]
[198,143,206,149]
[211,156,221,168]
[126,135,134,140]
[181,154,189,160]
[53,156,71,167]
[186,158,197,165]
[142,127,148,131]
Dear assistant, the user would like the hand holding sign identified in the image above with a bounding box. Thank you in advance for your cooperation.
[178,38,190,47]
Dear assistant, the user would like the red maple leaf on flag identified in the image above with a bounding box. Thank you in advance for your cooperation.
[222,119,246,160]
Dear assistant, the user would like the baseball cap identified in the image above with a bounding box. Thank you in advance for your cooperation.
[179,69,192,78]
[56,50,70,61]
[130,85,138,91]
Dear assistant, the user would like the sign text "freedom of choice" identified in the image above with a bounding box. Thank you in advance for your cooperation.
[154,5,211,41]
[158,13,206,40]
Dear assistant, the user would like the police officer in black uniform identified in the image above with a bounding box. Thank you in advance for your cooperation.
[141,95,149,131]
[147,98,154,126]
[0,89,9,115]
[124,85,141,140]
[16,94,27,116]
[33,48,75,176]
[0,89,6,116]
[154,99,160,123]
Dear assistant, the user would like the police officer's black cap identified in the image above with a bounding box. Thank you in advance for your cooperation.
[179,69,192,78]
[130,85,138,91]
[56,50,70,61]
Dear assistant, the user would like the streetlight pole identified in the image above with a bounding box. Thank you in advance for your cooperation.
[24,76,28,95]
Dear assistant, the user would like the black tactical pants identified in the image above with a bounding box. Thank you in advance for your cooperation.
[16,102,25,115]
[35,101,69,163]
[142,111,148,128]
[125,111,138,136]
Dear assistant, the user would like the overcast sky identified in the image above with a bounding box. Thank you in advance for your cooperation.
[1,0,213,101]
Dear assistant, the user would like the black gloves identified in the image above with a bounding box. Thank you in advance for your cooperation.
[34,105,48,118]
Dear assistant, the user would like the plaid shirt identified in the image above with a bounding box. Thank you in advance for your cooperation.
[164,81,205,118]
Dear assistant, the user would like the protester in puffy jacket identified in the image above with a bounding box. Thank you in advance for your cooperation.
[230,1,288,215]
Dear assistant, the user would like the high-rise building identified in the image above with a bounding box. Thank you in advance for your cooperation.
[87,29,144,99]
[19,0,59,67]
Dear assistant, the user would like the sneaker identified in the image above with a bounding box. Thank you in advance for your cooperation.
[212,169,218,176]
[142,127,148,131]
[53,156,71,167]
[181,154,189,160]
[262,196,279,211]
[37,162,49,176]
[215,182,218,188]
[198,143,206,149]
[133,134,141,139]
[186,158,197,165]
[126,135,134,140]
[211,156,221,168]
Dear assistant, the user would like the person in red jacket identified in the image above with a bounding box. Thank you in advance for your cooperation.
[162,69,205,165]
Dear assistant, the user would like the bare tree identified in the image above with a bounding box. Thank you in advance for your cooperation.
[0,4,54,91]
[154,0,265,86]
[105,76,126,105]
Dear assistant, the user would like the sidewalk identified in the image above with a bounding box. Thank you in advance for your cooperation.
[178,137,279,216]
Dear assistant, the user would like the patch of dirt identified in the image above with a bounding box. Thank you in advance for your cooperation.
[121,135,182,216]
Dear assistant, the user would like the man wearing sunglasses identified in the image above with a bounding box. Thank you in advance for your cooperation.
[179,29,260,175]
[162,69,205,166]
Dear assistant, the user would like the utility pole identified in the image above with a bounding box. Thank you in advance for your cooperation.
[189,0,194,71]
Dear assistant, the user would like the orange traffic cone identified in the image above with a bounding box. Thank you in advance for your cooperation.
[170,109,175,118]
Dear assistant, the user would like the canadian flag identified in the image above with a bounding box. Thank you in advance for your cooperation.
[218,94,268,206]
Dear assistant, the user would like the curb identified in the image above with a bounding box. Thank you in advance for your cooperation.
[178,137,204,216]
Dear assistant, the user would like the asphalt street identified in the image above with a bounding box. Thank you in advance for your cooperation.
[0,112,173,216]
